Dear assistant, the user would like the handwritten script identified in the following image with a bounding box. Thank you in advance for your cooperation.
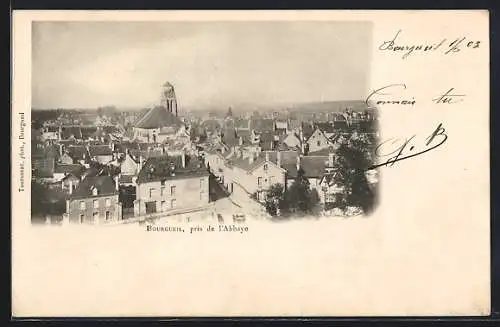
[378,29,481,59]
[366,84,466,107]
[369,123,448,169]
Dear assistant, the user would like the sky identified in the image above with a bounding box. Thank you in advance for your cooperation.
[32,21,372,110]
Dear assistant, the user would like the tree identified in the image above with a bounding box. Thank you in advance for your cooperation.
[331,135,376,215]
[264,183,285,216]
[284,168,320,215]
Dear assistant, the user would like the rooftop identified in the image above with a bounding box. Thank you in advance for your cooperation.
[70,175,118,200]
[136,155,209,184]
[134,106,182,129]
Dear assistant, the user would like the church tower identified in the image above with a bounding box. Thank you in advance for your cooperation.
[160,82,178,117]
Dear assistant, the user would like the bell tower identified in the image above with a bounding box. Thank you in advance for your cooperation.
[160,81,178,116]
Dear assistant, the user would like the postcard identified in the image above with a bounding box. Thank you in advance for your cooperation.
[11,10,490,317]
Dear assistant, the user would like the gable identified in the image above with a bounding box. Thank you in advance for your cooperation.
[307,129,330,145]
[251,160,285,176]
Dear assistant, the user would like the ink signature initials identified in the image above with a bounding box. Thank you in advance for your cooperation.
[369,123,448,170]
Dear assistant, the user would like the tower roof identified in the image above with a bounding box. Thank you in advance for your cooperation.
[134,106,182,129]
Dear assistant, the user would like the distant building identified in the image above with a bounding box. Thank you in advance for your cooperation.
[88,145,114,164]
[133,153,210,216]
[306,127,333,153]
[32,141,57,178]
[63,175,122,224]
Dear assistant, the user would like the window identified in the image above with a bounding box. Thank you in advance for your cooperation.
[92,187,98,196]
[149,188,155,198]
[161,186,165,196]
[93,212,99,222]
[79,214,84,223]
[93,199,99,209]
[269,176,274,185]
[200,179,205,189]
[317,140,321,147]
[80,201,86,210]
[258,177,263,188]
[161,201,166,211]
[170,185,176,196]
[171,199,176,209]
[263,164,268,172]
[105,211,111,221]
[200,192,204,200]
[105,198,111,207]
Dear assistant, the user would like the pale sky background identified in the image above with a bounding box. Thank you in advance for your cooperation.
[32,21,372,110]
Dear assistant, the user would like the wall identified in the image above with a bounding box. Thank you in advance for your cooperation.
[307,129,330,153]
[231,161,285,202]
[67,194,121,224]
[135,175,209,216]
[121,154,138,176]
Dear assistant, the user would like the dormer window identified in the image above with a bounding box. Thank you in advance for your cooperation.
[91,187,98,196]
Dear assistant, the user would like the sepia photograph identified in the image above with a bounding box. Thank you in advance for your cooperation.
[12,10,490,317]
[30,21,379,227]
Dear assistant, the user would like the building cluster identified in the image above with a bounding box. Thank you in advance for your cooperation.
[31,81,379,225]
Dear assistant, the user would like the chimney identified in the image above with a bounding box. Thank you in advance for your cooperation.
[296,155,301,172]
[114,175,119,191]
[181,152,186,168]
[328,153,334,167]
[68,180,73,195]
[277,151,281,168]
[139,155,144,171]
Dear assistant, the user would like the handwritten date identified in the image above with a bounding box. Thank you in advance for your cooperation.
[379,30,481,59]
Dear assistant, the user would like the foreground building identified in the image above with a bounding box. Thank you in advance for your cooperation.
[133,153,210,216]
[63,175,123,224]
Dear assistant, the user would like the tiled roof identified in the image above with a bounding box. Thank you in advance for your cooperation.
[259,131,277,151]
[136,155,209,184]
[299,156,331,178]
[221,128,238,147]
[54,164,85,176]
[227,151,292,173]
[70,176,118,200]
[315,122,336,134]
[81,127,98,139]
[250,118,274,132]
[358,120,378,133]
[89,145,113,157]
[61,127,82,139]
[66,145,88,160]
[301,122,315,140]
[134,106,182,129]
